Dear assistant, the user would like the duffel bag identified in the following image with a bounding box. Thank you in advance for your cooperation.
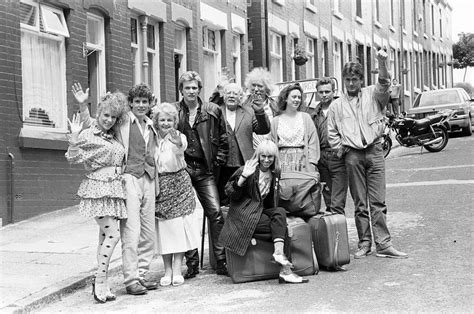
[279,171,321,218]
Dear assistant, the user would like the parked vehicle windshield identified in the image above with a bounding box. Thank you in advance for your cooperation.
[415,90,461,108]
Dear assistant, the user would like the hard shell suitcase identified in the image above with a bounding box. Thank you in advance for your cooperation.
[287,216,319,276]
[307,213,350,270]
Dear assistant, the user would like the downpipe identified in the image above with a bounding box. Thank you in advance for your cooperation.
[7,152,15,225]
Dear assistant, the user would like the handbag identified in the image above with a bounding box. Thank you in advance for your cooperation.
[277,124,321,218]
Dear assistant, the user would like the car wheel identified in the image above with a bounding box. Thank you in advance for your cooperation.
[461,118,472,136]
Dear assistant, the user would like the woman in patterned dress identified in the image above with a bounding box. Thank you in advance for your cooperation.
[66,91,128,303]
[152,102,199,287]
[270,83,320,173]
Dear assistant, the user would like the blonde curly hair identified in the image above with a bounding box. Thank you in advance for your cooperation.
[96,92,128,126]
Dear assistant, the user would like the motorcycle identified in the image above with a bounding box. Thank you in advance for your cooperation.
[382,109,455,158]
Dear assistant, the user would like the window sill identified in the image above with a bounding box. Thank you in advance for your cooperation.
[306,4,317,14]
[423,33,428,39]
[389,25,396,33]
[333,11,344,20]
[374,21,382,29]
[413,31,418,37]
[355,16,363,25]
[19,127,69,150]
[272,0,285,6]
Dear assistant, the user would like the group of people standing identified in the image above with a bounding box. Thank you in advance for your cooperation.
[66,48,407,303]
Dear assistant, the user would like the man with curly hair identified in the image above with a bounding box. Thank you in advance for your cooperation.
[242,67,278,149]
[75,83,159,295]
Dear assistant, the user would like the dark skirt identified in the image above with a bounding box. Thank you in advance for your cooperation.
[155,168,195,220]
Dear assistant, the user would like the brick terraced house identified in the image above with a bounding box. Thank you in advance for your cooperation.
[0,0,452,224]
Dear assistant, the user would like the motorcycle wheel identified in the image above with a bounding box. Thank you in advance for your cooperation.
[382,135,392,158]
[424,126,448,152]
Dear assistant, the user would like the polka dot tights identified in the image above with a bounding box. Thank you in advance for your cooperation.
[94,216,120,300]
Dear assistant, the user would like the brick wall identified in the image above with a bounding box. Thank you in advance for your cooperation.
[0,0,131,225]
[0,0,22,224]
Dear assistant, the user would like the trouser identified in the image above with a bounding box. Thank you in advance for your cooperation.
[120,174,156,287]
[217,166,239,206]
[253,207,287,241]
[253,207,290,256]
[344,142,392,251]
[388,99,400,116]
[317,149,348,215]
[185,164,225,268]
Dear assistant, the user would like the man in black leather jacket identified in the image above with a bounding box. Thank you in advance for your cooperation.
[172,71,229,278]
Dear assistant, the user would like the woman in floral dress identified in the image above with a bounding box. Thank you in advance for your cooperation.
[270,83,320,172]
[66,91,128,303]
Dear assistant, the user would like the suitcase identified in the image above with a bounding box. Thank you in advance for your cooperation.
[307,213,350,270]
[226,238,281,283]
[226,216,317,283]
[286,216,319,276]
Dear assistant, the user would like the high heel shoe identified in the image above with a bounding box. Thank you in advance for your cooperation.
[105,284,116,301]
[278,272,309,284]
[272,253,294,268]
[92,278,107,303]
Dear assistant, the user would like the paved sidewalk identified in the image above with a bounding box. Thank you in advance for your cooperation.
[0,204,205,313]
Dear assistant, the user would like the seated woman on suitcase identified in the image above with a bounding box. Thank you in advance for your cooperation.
[219,139,309,284]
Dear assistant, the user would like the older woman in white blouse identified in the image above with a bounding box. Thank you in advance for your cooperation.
[153,102,200,287]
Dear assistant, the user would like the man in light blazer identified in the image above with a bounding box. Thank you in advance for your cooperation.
[217,83,271,206]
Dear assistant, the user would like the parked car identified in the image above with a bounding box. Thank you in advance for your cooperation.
[407,88,473,136]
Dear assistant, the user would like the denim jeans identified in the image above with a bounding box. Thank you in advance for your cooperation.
[317,149,348,215]
[185,164,225,268]
[344,143,392,251]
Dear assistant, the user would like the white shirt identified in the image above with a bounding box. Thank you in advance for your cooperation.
[258,170,272,199]
[189,108,198,127]
[322,107,330,117]
[128,111,154,145]
[225,107,237,130]
[155,132,188,173]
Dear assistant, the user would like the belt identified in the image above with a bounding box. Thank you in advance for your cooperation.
[186,159,206,169]
[350,141,381,151]
[93,165,123,176]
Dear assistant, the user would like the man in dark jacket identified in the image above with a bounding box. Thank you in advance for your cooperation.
[217,83,271,206]
[312,78,348,215]
[173,71,229,278]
